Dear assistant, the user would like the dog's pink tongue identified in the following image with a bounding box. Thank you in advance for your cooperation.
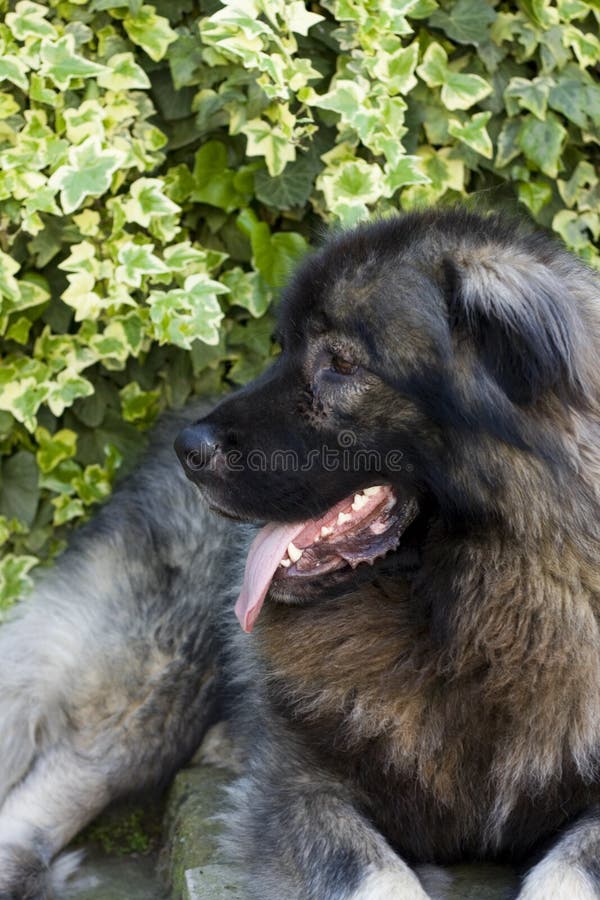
[235,521,304,633]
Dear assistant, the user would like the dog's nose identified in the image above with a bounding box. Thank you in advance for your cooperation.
[174,423,220,478]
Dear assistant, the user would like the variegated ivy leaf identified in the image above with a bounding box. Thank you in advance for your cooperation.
[504,77,552,120]
[123,5,178,63]
[448,112,494,159]
[0,555,38,611]
[63,101,105,145]
[119,382,160,425]
[318,158,385,223]
[62,272,103,322]
[417,42,492,110]
[116,242,170,288]
[0,251,21,303]
[148,274,229,349]
[49,137,125,214]
[46,370,95,418]
[35,427,78,474]
[40,35,109,90]
[0,55,29,92]
[241,119,297,176]
[371,42,419,96]
[6,1,56,41]
[220,268,272,318]
[121,178,180,227]
[284,1,325,35]
[384,155,430,195]
[97,53,151,91]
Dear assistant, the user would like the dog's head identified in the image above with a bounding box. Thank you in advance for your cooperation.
[175,209,599,630]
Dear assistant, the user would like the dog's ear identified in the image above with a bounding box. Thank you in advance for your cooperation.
[443,247,590,406]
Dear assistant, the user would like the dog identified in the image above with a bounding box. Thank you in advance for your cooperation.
[0,208,598,900]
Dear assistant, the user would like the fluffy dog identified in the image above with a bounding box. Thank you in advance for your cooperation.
[0,209,599,900]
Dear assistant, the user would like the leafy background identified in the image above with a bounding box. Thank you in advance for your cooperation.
[0,0,598,611]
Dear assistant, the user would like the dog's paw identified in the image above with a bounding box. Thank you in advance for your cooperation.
[0,845,82,900]
[517,858,598,900]
[348,865,432,900]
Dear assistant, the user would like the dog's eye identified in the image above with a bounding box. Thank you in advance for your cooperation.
[330,355,357,376]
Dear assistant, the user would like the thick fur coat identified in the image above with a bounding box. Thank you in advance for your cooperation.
[0,209,599,900]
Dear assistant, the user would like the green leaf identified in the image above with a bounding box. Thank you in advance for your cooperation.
[552,209,599,252]
[116,241,170,287]
[148,274,228,349]
[0,451,39,527]
[443,71,493,111]
[241,119,297,177]
[123,5,178,63]
[51,493,85,526]
[557,161,598,209]
[6,316,32,344]
[0,250,21,302]
[416,42,449,87]
[254,148,323,209]
[319,157,385,221]
[417,42,492,109]
[448,112,493,158]
[35,427,78,474]
[97,52,151,91]
[163,242,209,272]
[504,77,552,120]
[192,142,251,212]
[518,113,567,178]
[428,0,496,45]
[40,35,108,90]
[372,42,419,96]
[384,155,430,194]
[119,382,160,425]
[237,208,309,286]
[49,137,125,214]
[221,268,272,317]
[0,555,38,610]
[252,228,309,288]
[6,1,56,40]
[285,1,324,35]
[517,179,553,215]
[548,70,593,129]
[47,371,95,418]
[564,24,600,68]
[122,178,180,226]
[0,55,29,92]
[495,119,522,168]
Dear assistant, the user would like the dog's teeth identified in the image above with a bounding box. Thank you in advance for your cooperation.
[287,542,303,563]
[279,558,291,567]
[320,526,333,537]
[364,486,382,496]
[337,512,352,526]
[352,493,369,511]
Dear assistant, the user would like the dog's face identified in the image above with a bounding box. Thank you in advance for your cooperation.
[175,210,596,628]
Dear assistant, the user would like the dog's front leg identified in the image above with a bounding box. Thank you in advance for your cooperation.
[226,768,431,900]
[517,809,600,900]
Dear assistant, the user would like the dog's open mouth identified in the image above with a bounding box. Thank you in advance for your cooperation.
[235,486,419,632]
